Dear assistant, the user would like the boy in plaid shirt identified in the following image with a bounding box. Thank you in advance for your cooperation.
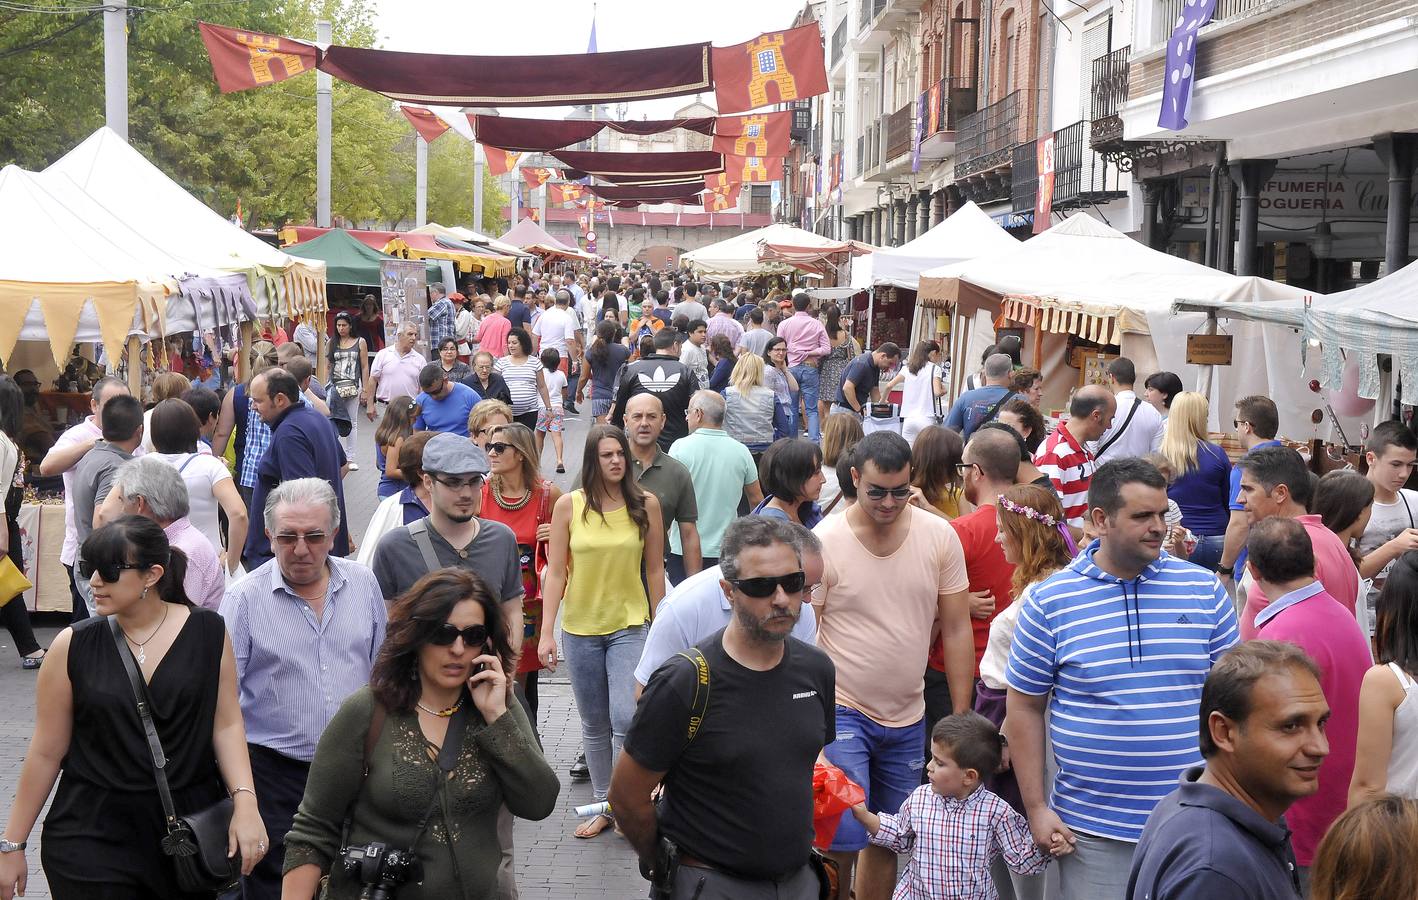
[851,712,1058,900]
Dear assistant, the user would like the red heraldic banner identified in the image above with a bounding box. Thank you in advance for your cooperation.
[711,111,791,159]
[704,172,733,192]
[483,146,522,176]
[521,167,558,189]
[399,106,449,144]
[722,154,784,183]
[198,22,319,93]
[712,23,828,114]
[702,184,741,211]
[548,183,586,204]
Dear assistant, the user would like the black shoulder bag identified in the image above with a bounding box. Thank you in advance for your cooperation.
[1096,398,1141,458]
[109,616,239,893]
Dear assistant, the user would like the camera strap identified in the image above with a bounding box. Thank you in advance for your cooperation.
[413,700,473,839]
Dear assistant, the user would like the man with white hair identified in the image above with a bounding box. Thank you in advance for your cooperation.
[944,352,1018,440]
[669,391,764,572]
[109,455,225,611]
[365,321,427,421]
[221,477,387,900]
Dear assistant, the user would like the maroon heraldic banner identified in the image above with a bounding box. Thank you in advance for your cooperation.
[198,22,318,93]
[712,23,828,114]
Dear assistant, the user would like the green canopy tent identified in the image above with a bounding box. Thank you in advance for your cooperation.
[283,227,440,286]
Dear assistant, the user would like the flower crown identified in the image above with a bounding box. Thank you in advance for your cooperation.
[998,496,1059,528]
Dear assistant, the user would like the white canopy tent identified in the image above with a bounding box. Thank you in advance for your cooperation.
[849,201,1019,291]
[46,128,326,321]
[682,223,860,280]
[916,213,1342,438]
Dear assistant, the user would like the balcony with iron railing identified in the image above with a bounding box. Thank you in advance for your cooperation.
[854,120,881,179]
[1010,142,1038,215]
[1153,0,1276,45]
[831,19,848,68]
[954,90,1026,178]
[882,102,914,163]
[858,0,886,32]
[1053,120,1127,210]
[1090,46,1129,148]
[918,75,978,160]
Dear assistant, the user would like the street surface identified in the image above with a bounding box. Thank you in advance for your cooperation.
[0,405,649,899]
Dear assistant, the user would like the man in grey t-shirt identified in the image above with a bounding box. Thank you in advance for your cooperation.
[71,394,145,614]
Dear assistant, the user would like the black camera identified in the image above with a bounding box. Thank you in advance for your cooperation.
[338,841,423,900]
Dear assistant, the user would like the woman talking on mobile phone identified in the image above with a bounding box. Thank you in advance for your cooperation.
[280,569,558,900]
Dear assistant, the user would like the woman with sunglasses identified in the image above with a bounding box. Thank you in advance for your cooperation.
[537,425,664,839]
[480,423,561,721]
[0,516,267,899]
[753,438,826,528]
[909,425,969,520]
[281,569,558,900]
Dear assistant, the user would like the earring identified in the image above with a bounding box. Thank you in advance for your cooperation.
[141,585,149,599]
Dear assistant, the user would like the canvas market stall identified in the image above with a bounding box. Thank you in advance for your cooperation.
[499,218,599,263]
[682,223,862,281]
[916,213,1334,438]
[284,228,441,286]
[409,223,533,260]
[381,233,519,276]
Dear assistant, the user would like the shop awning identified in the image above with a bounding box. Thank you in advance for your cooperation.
[283,227,441,285]
[382,233,518,276]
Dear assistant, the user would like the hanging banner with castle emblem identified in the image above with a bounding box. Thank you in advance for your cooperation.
[198,22,318,92]
[712,22,828,114]
[398,106,450,144]
[520,167,559,190]
[482,146,522,177]
[1034,135,1055,234]
[722,154,784,184]
[711,112,792,159]
[1157,0,1218,131]
[702,184,742,212]
[547,183,587,204]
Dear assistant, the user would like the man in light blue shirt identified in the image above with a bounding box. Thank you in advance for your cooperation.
[669,391,764,570]
[635,517,820,688]
[414,362,481,437]
[943,352,1016,440]
[222,478,386,900]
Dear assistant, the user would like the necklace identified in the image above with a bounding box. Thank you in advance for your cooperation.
[492,481,532,511]
[121,602,170,666]
[416,697,464,718]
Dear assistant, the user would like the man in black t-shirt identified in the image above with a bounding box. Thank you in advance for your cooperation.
[611,517,835,899]
[834,343,901,416]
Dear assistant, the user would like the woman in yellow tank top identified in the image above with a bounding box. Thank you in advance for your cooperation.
[537,424,664,838]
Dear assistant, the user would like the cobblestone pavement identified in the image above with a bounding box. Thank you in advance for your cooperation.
[0,402,651,898]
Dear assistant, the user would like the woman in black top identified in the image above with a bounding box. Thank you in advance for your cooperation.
[0,517,267,899]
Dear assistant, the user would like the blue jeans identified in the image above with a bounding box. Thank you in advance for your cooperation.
[1189,533,1225,571]
[822,706,925,851]
[773,399,796,441]
[561,625,647,801]
[790,364,820,441]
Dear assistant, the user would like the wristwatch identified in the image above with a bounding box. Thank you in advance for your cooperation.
[0,840,25,853]
[1217,564,1235,576]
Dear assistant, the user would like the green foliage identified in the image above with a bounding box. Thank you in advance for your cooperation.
[0,0,503,232]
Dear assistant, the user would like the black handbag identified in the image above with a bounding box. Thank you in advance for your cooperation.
[109,616,239,893]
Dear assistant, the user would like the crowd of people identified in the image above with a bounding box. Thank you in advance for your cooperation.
[0,262,1415,900]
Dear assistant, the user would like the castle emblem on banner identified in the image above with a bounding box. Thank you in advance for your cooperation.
[746,34,798,107]
[734,116,771,156]
[236,32,308,84]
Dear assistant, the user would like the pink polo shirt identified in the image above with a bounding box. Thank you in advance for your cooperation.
[1254,581,1370,865]
[775,311,830,367]
[1241,514,1358,639]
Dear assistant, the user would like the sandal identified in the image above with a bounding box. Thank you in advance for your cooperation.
[22,649,46,670]
[574,812,614,839]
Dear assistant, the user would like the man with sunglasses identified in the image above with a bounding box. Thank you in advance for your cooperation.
[612,516,836,900]
[241,368,351,570]
[812,430,974,900]
[413,362,481,438]
[220,477,387,900]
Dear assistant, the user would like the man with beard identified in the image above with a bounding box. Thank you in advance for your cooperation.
[611,516,836,899]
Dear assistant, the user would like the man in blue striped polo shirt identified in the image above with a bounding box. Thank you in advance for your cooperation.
[1005,458,1240,900]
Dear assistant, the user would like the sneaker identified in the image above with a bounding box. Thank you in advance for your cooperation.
[569,752,590,781]
[348,462,360,471]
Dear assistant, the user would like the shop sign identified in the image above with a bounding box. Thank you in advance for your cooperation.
[1186,334,1233,366]
[1259,171,1418,220]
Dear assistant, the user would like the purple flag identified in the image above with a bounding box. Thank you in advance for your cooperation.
[1158,0,1217,131]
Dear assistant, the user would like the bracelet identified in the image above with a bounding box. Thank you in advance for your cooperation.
[1217,564,1234,576]
[230,787,257,801]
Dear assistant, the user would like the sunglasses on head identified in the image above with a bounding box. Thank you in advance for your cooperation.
[78,560,144,583]
[422,622,490,648]
[864,484,913,501]
[728,571,807,598]
[274,530,329,548]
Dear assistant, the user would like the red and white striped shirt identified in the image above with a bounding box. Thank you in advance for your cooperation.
[1033,422,1094,528]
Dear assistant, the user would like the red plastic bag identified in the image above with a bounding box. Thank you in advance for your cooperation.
[812,762,866,849]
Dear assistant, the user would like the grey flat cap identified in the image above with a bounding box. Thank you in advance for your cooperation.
[421,433,490,477]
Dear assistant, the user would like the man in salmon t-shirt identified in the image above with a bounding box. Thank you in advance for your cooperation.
[813,431,973,900]
[1234,446,1359,639]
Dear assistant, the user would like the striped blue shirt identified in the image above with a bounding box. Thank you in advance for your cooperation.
[221,555,387,762]
[1006,542,1239,842]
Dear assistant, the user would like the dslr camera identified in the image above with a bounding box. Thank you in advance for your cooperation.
[338,841,423,900]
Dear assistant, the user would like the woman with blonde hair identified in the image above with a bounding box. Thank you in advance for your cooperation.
[467,398,514,449]
[1159,391,1232,571]
[723,353,776,454]
[819,412,863,515]
[139,371,193,455]
[1311,795,1418,900]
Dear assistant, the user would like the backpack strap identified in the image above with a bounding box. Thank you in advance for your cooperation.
[1097,398,1141,457]
[973,390,1016,433]
[406,519,444,573]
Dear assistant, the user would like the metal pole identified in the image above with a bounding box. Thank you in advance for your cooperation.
[473,143,485,231]
[510,167,520,224]
[415,136,428,227]
[316,20,332,228]
[103,0,128,139]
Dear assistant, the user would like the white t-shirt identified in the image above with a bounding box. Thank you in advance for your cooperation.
[899,364,942,421]
[540,370,567,412]
[149,451,232,554]
[1358,488,1418,622]
[674,299,708,323]
[532,306,579,356]
[140,409,217,456]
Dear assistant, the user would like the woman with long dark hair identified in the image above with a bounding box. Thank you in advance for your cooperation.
[374,396,419,500]
[899,340,946,445]
[818,304,859,426]
[495,328,551,432]
[0,375,43,668]
[327,312,370,463]
[1314,470,1375,567]
[281,569,557,899]
[0,516,266,898]
[707,334,735,393]
[753,437,825,527]
[480,423,561,720]
[909,425,968,519]
[577,320,630,424]
[537,425,664,839]
[356,295,384,353]
[1349,551,1418,804]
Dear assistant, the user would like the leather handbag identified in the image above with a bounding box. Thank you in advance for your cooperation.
[109,617,239,893]
[0,556,31,609]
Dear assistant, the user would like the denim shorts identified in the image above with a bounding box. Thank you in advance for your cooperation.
[822,706,926,851]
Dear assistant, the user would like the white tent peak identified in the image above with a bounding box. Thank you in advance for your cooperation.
[1045,211,1132,240]
[500,217,581,253]
[851,201,1020,291]
[682,223,849,280]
